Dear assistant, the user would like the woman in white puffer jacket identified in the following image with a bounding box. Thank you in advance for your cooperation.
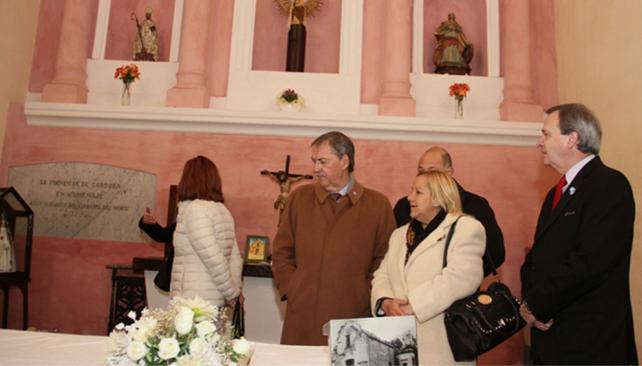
[170,155,243,306]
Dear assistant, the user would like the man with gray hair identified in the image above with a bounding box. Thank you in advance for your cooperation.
[272,131,396,345]
[520,103,637,364]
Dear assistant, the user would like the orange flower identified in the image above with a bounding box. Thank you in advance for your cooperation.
[114,64,140,84]
[449,83,470,101]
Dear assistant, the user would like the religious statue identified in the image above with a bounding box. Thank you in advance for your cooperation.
[261,155,312,214]
[275,0,323,72]
[0,213,16,272]
[433,13,474,75]
[132,7,159,61]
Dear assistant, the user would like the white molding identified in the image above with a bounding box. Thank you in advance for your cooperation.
[487,0,500,77]
[92,0,111,59]
[169,0,184,62]
[338,0,363,75]
[23,102,541,146]
[412,0,424,74]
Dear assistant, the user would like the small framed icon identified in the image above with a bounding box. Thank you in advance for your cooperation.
[245,235,269,263]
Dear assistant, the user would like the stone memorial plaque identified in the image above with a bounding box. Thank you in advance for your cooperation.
[8,163,156,242]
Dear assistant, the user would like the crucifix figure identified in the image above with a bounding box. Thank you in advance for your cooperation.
[261,155,312,214]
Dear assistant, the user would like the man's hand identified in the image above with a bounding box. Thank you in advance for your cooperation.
[520,303,553,331]
[382,298,414,316]
[142,207,157,224]
[533,319,554,331]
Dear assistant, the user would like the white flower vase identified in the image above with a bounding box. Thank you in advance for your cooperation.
[279,102,302,112]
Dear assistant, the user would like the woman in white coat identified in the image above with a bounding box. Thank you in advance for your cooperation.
[170,155,243,306]
[371,170,485,365]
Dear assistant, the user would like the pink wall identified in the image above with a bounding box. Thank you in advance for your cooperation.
[424,0,488,76]
[1,102,557,364]
[499,0,558,110]
[530,0,558,110]
[360,1,385,104]
[207,0,235,97]
[105,0,175,62]
[28,0,99,93]
[28,0,62,93]
[252,0,341,73]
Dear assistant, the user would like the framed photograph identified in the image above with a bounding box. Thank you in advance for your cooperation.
[245,235,269,263]
[327,316,418,366]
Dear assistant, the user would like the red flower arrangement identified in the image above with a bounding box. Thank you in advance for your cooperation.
[449,83,470,101]
[114,64,141,84]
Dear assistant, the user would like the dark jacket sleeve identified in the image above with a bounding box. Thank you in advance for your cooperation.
[138,217,176,243]
[462,192,505,276]
[393,196,411,228]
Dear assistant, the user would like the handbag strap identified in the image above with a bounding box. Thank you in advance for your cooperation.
[442,216,462,268]
[442,215,499,277]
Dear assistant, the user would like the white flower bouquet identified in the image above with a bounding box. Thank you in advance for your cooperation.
[107,296,251,366]
[276,89,304,111]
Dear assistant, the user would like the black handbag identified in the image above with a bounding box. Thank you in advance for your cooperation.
[442,217,525,361]
[230,297,245,339]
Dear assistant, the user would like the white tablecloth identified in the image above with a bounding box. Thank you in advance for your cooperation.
[0,329,330,366]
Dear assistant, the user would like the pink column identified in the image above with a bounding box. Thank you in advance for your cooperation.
[500,0,543,121]
[166,0,211,108]
[378,0,415,117]
[41,0,93,104]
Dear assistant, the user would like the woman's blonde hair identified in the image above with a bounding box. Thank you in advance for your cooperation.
[417,170,462,214]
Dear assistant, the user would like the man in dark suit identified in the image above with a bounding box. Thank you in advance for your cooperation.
[520,103,637,364]
[393,146,505,276]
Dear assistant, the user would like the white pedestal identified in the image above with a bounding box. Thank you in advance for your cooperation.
[242,276,286,344]
[142,269,286,344]
[143,270,170,309]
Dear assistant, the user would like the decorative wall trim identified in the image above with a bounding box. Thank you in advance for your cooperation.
[24,102,540,146]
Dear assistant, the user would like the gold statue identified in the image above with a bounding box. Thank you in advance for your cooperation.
[132,7,159,61]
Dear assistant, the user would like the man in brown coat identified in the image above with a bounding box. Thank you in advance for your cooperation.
[272,131,396,345]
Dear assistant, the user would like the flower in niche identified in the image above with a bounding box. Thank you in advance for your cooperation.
[276,89,305,112]
[449,83,469,119]
[277,88,304,105]
[114,63,141,85]
[449,83,470,102]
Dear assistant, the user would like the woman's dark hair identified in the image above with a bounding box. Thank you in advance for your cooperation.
[177,155,224,202]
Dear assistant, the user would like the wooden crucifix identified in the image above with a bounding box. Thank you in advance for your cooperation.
[261,155,312,214]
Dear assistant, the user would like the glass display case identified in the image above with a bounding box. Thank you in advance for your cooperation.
[0,187,34,329]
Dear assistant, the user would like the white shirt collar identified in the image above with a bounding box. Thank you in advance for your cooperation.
[564,154,595,191]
